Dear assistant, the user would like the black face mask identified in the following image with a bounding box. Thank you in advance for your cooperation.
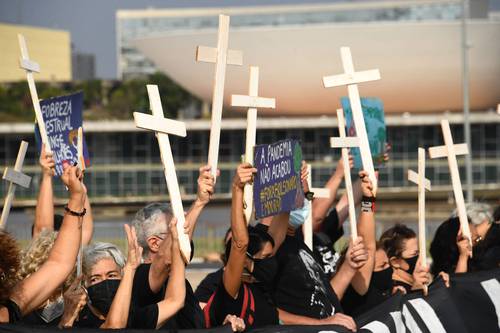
[371,266,393,292]
[251,256,278,286]
[403,255,419,274]
[86,279,121,316]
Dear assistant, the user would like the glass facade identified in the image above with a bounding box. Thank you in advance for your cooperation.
[117,1,462,78]
[1,121,499,202]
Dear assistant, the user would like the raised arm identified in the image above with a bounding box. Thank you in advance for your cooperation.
[223,163,255,298]
[101,225,143,329]
[10,165,85,317]
[184,165,216,239]
[349,171,377,295]
[312,157,350,231]
[156,218,186,328]
[33,144,55,238]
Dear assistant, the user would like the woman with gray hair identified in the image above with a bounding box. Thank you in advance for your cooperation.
[60,221,186,329]
[430,202,500,275]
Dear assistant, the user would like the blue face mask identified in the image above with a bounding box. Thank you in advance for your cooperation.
[289,199,311,229]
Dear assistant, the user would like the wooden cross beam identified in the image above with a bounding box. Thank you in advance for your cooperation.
[77,127,86,172]
[196,14,243,181]
[231,66,276,224]
[18,34,51,153]
[408,148,431,280]
[330,108,360,240]
[303,164,331,250]
[428,119,472,252]
[323,47,380,193]
[0,141,31,229]
[133,85,191,262]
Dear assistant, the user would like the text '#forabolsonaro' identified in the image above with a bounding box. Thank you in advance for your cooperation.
[259,175,298,216]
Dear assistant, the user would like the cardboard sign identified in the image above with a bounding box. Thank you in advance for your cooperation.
[253,139,304,219]
[35,92,90,176]
[341,97,386,169]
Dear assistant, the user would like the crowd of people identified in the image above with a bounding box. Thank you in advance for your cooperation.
[0,145,499,332]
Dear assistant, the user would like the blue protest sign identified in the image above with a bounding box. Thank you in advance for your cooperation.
[341,97,386,169]
[35,92,90,176]
[253,139,304,219]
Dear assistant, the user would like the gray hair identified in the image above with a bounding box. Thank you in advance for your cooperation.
[132,202,173,259]
[82,242,125,277]
[451,202,493,225]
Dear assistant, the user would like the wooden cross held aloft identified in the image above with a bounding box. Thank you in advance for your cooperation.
[133,85,191,262]
[428,119,472,252]
[323,47,380,193]
[408,148,431,293]
[196,14,243,181]
[231,66,276,224]
[330,109,360,240]
[0,141,31,229]
[76,126,85,276]
[18,34,51,153]
[303,164,331,250]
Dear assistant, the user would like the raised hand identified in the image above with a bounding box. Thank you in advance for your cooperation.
[124,224,143,271]
[359,170,375,197]
[456,229,472,258]
[39,143,55,176]
[346,236,368,271]
[412,259,431,292]
[197,165,218,205]
[232,163,257,189]
[61,164,86,200]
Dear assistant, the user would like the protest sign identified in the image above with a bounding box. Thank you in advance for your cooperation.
[35,92,90,176]
[253,139,304,219]
[341,96,386,169]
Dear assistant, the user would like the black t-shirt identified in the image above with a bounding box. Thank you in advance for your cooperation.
[342,284,391,317]
[273,235,342,319]
[195,268,223,303]
[204,276,279,328]
[74,306,104,328]
[296,208,343,279]
[75,303,158,329]
[20,311,61,327]
[131,263,204,329]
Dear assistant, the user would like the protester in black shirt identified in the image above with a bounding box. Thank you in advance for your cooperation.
[0,164,84,323]
[431,203,500,275]
[380,224,430,293]
[130,165,214,329]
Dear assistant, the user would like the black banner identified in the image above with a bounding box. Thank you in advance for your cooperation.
[1,269,498,333]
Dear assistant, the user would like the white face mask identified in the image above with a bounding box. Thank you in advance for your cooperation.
[289,199,311,229]
[38,296,64,323]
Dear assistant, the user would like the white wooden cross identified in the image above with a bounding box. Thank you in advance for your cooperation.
[196,14,243,181]
[0,141,31,229]
[408,148,431,291]
[133,85,191,262]
[323,47,380,193]
[18,34,51,153]
[231,66,275,224]
[330,108,360,240]
[428,119,472,252]
[76,126,85,276]
[303,164,331,250]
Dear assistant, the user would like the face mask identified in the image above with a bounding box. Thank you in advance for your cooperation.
[39,296,64,323]
[86,279,121,316]
[371,266,393,292]
[251,256,278,286]
[289,199,311,229]
[403,255,419,274]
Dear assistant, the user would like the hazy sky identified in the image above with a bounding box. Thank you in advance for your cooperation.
[1,0,498,79]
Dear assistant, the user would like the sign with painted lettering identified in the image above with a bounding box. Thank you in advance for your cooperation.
[341,97,386,169]
[35,92,90,176]
[253,139,304,219]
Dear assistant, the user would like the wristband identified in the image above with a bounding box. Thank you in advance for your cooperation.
[361,196,376,213]
[304,191,314,201]
[64,205,86,217]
